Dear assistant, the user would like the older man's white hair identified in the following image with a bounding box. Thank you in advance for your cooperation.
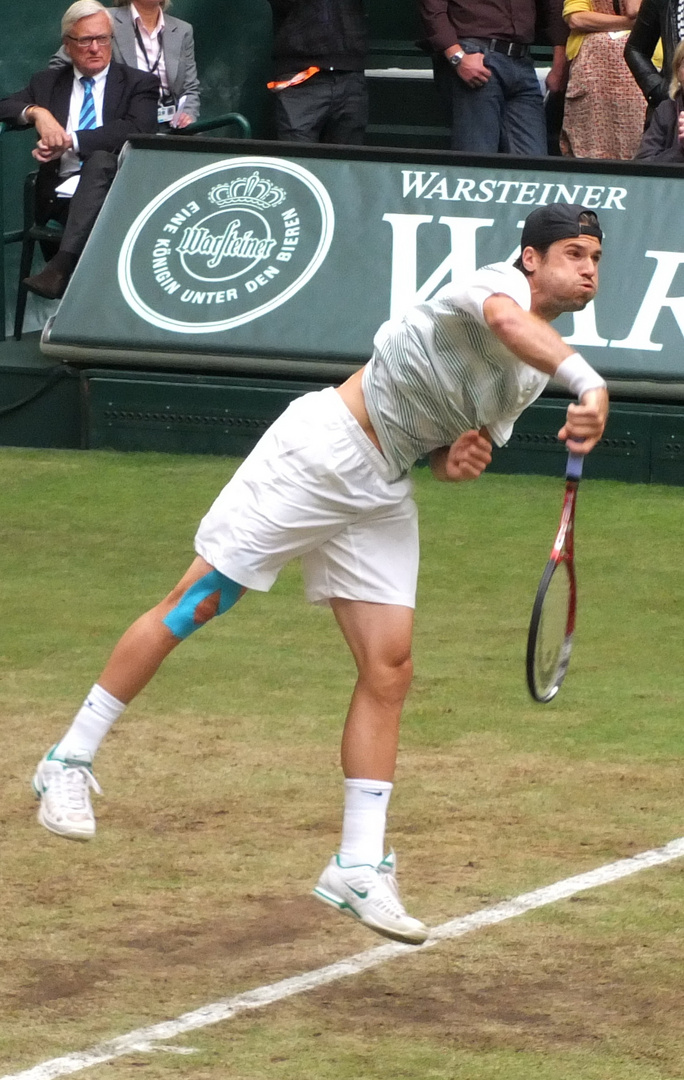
[62,0,114,38]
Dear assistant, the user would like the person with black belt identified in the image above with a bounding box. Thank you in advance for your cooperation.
[267,0,368,144]
[419,0,568,154]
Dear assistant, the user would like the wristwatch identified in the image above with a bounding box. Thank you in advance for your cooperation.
[448,50,465,68]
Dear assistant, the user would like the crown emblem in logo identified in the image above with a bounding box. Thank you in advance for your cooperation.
[208,172,287,211]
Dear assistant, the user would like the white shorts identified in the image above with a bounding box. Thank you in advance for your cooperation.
[194,387,419,607]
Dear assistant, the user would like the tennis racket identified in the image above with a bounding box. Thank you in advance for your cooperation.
[526,451,583,703]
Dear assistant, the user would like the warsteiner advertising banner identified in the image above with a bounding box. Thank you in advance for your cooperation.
[44,139,684,381]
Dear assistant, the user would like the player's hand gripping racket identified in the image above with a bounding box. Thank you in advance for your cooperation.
[526,451,583,703]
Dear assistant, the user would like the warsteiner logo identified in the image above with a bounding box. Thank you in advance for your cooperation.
[118,157,335,334]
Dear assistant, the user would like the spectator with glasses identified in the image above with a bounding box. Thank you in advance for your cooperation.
[0,0,158,300]
[53,0,201,129]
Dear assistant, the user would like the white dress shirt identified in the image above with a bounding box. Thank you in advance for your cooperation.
[61,64,109,176]
[130,3,168,95]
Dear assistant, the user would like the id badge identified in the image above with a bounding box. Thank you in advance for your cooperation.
[158,102,176,123]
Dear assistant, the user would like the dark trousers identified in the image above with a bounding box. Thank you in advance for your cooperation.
[273,69,368,144]
[433,44,547,155]
[37,150,119,257]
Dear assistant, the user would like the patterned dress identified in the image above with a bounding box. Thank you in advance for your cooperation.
[561,0,648,159]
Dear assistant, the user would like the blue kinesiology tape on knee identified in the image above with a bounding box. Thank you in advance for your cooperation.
[163,570,242,640]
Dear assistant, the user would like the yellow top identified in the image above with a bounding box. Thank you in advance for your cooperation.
[563,0,663,68]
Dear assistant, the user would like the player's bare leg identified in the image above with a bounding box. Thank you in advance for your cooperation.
[331,598,414,781]
[98,556,228,703]
[313,599,427,944]
[33,556,245,840]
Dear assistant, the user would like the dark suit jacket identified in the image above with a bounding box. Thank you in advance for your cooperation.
[625,0,676,108]
[0,61,159,199]
[634,92,684,160]
[51,10,201,120]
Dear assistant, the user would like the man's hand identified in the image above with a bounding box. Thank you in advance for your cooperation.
[453,52,491,88]
[30,107,72,151]
[430,429,492,482]
[32,138,73,163]
[557,387,609,453]
[545,49,569,95]
[28,106,72,161]
[173,111,193,129]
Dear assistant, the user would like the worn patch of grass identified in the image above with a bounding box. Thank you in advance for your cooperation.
[1,448,683,1077]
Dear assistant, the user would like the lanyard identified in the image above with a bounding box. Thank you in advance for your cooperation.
[134,21,164,75]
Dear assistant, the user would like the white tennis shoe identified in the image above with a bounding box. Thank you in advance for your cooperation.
[32,746,101,841]
[313,850,428,945]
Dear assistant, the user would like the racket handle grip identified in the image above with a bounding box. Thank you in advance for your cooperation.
[566,451,584,481]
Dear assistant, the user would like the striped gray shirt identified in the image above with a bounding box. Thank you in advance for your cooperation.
[361,263,549,480]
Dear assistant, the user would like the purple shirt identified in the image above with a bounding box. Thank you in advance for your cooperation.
[419,0,566,53]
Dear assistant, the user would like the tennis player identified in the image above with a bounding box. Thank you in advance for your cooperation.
[33,203,609,946]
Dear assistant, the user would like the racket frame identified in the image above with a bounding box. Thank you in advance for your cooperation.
[526,452,583,703]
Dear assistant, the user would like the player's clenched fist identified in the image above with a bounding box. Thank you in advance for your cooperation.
[430,429,492,482]
[558,386,609,454]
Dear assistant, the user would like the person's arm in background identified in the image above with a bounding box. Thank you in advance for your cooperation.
[174,24,201,125]
[539,0,570,92]
[564,0,635,31]
[624,0,667,106]
[0,75,71,153]
[419,0,492,88]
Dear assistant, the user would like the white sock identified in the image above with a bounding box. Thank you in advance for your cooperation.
[338,778,393,868]
[54,684,126,762]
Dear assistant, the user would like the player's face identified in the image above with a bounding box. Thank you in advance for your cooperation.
[525,236,602,319]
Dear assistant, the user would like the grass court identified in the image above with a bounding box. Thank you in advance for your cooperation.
[1,446,684,1079]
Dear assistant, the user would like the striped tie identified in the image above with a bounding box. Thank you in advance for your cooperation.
[78,77,97,130]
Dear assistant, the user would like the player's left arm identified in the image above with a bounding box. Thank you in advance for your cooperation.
[429,429,492,482]
[483,293,609,454]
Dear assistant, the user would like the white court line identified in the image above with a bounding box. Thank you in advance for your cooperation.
[5,835,684,1080]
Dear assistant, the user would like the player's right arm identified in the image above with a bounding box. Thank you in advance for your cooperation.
[483,293,576,374]
[483,293,609,454]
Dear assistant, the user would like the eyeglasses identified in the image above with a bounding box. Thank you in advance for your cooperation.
[65,34,113,47]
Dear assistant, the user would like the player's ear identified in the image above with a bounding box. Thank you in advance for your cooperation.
[521,245,538,274]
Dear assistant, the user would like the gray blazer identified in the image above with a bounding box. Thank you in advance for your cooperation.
[52,7,200,120]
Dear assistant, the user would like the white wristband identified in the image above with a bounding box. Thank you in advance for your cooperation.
[553,353,606,400]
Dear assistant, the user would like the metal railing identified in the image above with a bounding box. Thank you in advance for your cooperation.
[0,123,24,342]
[175,111,252,139]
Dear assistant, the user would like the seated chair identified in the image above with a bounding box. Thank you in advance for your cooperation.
[14,171,64,341]
[13,112,252,339]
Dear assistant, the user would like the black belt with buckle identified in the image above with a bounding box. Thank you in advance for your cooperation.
[482,38,530,59]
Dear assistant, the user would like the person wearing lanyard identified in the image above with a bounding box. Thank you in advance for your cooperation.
[51,0,201,127]
[129,0,188,126]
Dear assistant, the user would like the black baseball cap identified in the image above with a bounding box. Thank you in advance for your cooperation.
[521,204,603,251]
